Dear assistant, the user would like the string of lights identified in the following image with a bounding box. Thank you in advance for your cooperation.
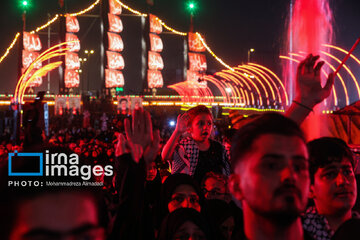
[196,32,235,71]
[69,0,101,17]
[0,33,20,64]
[116,0,147,17]
[157,17,187,36]
[30,14,59,34]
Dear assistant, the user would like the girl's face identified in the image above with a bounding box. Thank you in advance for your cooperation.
[190,114,213,143]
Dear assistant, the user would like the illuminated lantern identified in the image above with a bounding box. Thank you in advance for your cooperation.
[66,33,80,52]
[148,51,164,70]
[64,69,80,88]
[108,14,123,33]
[109,0,122,15]
[65,52,80,70]
[66,15,80,33]
[105,69,124,88]
[188,52,207,72]
[149,14,162,34]
[149,33,163,52]
[23,32,42,51]
[188,32,205,52]
[106,51,124,70]
[108,32,124,52]
[147,69,163,88]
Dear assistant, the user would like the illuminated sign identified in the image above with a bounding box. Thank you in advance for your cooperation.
[147,69,163,88]
[66,33,80,52]
[105,69,124,88]
[22,50,41,69]
[109,0,122,15]
[108,14,123,33]
[108,32,123,52]
[188,52,207,72]
[65,52,80,70]
[149,14,162,34]
[106,51,124,70]
[64,69,80,88]
[149,33,163,52]
[23,32,42,51]
[148,51,163,70]
[66,16,80,33]
[188,32,205,52]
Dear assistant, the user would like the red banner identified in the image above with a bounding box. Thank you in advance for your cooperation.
[22,50,41,69]
[108,32,123,52]
[187,70,207,88]
[188,32,205,52]
[65,52,80,70]
[66,33,80,52]
[188,53,207,72]
[66,16,80,33]
[149,33,163,52]
[148,51,163,70]
[108,14,123,33]
[147,70,163,88]
[21,68,43,88]
[149,14,162,34]
[64,69,80,88]
[109,0,122,15]
[105,69,124,88]
[23,32,42,51]
[107,51,124,70]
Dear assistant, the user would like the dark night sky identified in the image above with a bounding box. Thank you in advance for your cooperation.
[0,0,359,97]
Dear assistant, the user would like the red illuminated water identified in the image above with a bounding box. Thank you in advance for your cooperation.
[284,0,334,140]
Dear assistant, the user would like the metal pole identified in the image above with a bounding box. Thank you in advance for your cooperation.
[47,13,51,93]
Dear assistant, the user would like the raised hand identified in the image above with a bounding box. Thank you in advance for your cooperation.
[295,54,334,109]
[175,113,189,134]
[115,133,143,163]
[143,129,161,165]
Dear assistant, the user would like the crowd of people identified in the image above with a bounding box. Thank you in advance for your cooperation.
[1,54,360,240]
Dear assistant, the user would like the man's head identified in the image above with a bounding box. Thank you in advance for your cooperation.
[308,137,357,216]
[201,172,230,202]
[120,99,128,111]
[229,113,309,224]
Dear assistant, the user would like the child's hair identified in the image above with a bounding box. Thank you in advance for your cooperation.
[186,105,213,127]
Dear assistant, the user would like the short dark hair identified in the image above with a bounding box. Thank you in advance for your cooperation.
[308,137,355,184]
[186,105,212,127]
[231,113,305,172]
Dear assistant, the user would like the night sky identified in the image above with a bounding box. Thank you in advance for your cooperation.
[0,0,359,98]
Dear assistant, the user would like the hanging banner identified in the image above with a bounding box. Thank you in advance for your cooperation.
[66,33,80,52]
[106,51,125,70]
[64,69,80,88]
[23,32,42,51]
[187,70,207,87]
[68,96,81,111]
[66,15,80,33]
[108,14,123,33]
[21,68,43,87]
[65,52,80,70]
[109,0,122,15]
[149,14,162,34]
[148,51,164,70]
[22,50,41,69]
[147,70,163,88]
[105,69,124,88]
[108,32,124,52]
[188,53,207,72]
[149,33,163,52]
[188,32,205,52]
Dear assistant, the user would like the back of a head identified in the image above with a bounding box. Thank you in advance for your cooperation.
[231,113,305,172]
[307,137,355,183]
[158,208,212,240]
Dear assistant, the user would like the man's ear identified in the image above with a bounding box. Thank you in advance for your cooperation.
[228,174,243,201]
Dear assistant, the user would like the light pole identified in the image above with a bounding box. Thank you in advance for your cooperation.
[82,49,94,93]
[247,48,255,62]
[187,1,197,32]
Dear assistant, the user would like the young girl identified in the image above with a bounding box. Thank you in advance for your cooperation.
[162,105,230,183]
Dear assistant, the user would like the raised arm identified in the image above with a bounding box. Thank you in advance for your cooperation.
[285,54,334,125]
[161,113,189,161]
